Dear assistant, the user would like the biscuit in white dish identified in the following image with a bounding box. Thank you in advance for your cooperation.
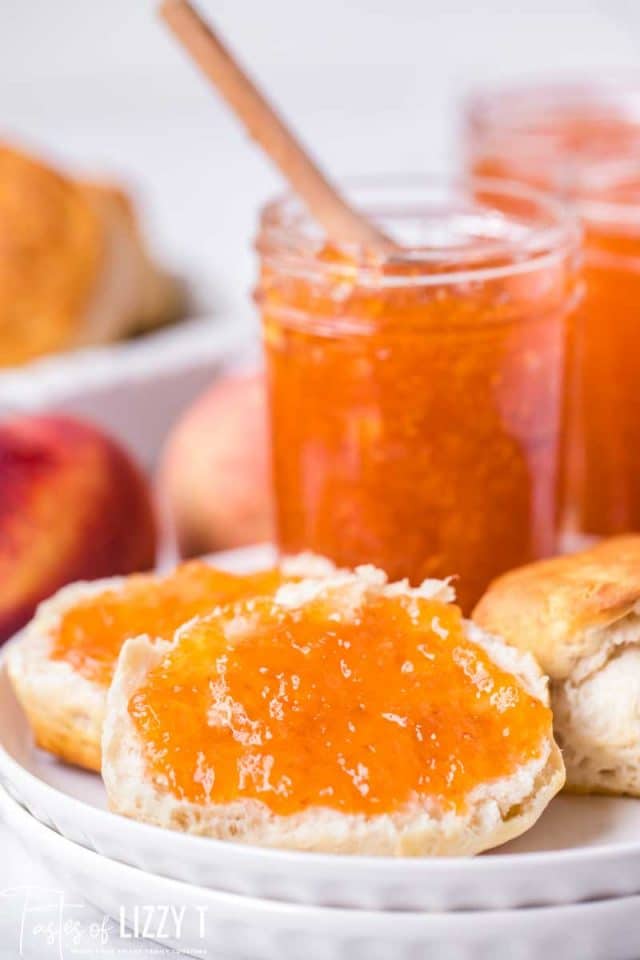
[0,144,183,368]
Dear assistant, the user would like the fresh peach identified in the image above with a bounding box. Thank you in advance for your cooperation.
[0,413,157,642]
[159,370,274,557]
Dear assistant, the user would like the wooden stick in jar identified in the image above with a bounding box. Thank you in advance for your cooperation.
[158,0,396,257]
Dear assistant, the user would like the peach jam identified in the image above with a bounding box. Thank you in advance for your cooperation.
[51,561,286,685]
[257,179,581,611]
[128,585,552,816]
[464,79,640,541]
[562,163,640,538]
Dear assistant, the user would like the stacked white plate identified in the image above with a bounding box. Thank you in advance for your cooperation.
[3,548,640,959]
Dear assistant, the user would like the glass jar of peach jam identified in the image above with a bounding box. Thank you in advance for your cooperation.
[562,160,640,540]
[256,178,581,611]
[464,80,640,544]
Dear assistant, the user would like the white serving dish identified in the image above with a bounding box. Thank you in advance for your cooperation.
[0,315,249,467]
[4,545,640,913]
[4,787,640,960]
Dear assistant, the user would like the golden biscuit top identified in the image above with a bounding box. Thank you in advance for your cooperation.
[0,143,103,366]
[473,535,640,679]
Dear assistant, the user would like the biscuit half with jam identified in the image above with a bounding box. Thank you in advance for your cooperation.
[103,564,564,856]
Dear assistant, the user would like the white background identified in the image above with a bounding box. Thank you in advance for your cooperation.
[2,0,639,326]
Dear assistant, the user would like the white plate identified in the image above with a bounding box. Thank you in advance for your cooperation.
[4,787,640,960]
[4,545,640,913]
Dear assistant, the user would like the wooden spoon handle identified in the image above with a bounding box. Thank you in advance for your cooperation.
[159,0,396,256]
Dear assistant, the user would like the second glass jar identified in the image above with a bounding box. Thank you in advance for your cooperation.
[464,78,640,543]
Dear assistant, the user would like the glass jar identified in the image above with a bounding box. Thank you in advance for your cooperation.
[561,159,640,540]
[463,78,640,543]
[256,177,581,611]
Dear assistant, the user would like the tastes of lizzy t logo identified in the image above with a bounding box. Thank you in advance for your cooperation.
[1,887,208,957]
[120,904,208,944]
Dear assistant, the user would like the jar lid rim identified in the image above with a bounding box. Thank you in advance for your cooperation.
[257,175,581,288]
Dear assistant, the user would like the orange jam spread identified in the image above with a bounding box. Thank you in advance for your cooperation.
[50,562,287,686]
[261,235,575,611]
[128,588,551,816]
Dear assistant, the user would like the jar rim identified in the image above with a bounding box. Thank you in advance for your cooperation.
[463,76,640,228]
[464,73,640,137]
[256,174,581,288]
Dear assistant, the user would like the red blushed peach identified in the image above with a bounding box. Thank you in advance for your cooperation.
[0,414,157,642]
[158,371,274,557]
